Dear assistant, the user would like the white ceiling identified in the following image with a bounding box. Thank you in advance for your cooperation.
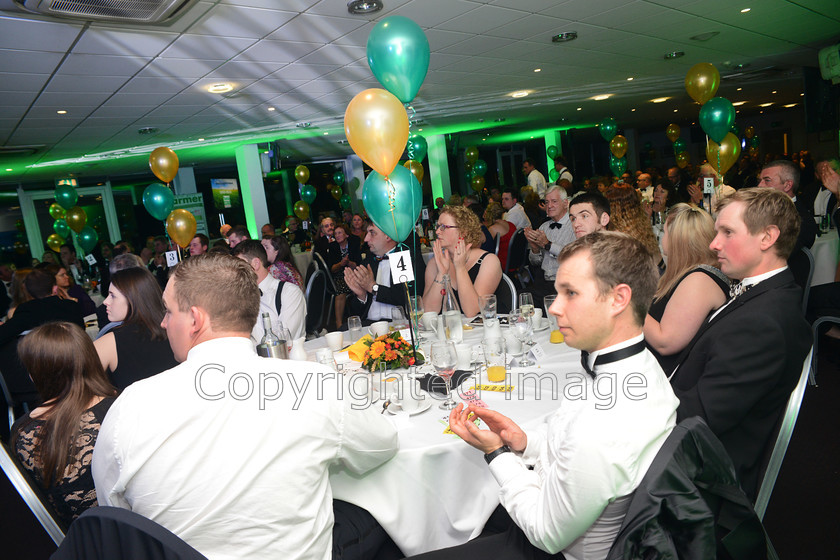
[0,0,837,184]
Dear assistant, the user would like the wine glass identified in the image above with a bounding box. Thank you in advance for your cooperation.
[479,294,497,320]
[509,311,534,367]
[430,341,458,410]
[390,307,408,330]
[347,316,362,343]
[518,293,536,346]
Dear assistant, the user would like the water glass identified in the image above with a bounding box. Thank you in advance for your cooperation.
[347,316,362,343]
[483,338,507,383]
[518,293,536,346]
[391,307,408,330]
[509,311,534,367]
[479,294,497,320]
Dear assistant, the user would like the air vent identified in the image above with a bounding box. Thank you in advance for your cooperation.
[15,0,199,23]
[0,145,44,157]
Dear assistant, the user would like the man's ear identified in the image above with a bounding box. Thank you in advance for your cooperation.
[600,213,611,228]
[759,225,781,251]
[188,305,208,337]
[610,283,632,317]
[249,257,261,273]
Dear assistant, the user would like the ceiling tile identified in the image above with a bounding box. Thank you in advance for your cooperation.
[392,0,478,28]
[271,63,339,81]
[541,0,631,20]
[439,35,516,56]
[57,54,150,77]
[267,13,366,43]
[72,28,177,57]
[103,92,176,107]
[0,16,82,52]
[0,49,63,74]
[35,92,112,106]
[137,58,225,79]
[491,0,560,11]
[298,44,366,66]
[189,4,297,38]
[44,75,128,94]
[121,76,193,94]
[237,40,321,64]
[486,14,573,40]
[90,105,157,119]
[160,34,256,60]
[0,72,51,93]
[436,4,525,34]
[207,60,285,80]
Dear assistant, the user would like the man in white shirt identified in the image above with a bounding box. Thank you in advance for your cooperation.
[522,158,547,198]
[92,253,397,560]
[524,186,575,300]
[501,188,532,230]
[434,232,678,560]
[231,239,306,340]
[551,156,574,191]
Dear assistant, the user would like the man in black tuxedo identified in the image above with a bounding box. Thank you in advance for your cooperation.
[758,159,817,252]
[669,188,812,500]
[344,223,425,323]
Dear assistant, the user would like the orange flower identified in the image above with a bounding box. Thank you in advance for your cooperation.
[370,341,386,358]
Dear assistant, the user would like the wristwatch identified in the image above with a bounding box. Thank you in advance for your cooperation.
[543,242,552,252]
[371,284,379,295]
[484,445,511,464]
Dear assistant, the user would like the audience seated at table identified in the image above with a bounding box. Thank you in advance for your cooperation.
[669,188,812,500]
[642,178,675,219]
[92,253,398,560]
[327,223,362,328]
[261,234,304,288]
[423,204,502,318]
[10,321,116,527]
[410,232,678,560]
[93,267,177,392]
[38,263,96,316]
[686,164,736,216]
[604,182,662,265]
[483,201,515,270]
[314,216,336,259]
[345,223,426,325]
[523,186,575,301]
[468,203,497,254]
[283,215,309,247]
[2,267,32,321]
[644,204,729,373]
[568,191,611,239]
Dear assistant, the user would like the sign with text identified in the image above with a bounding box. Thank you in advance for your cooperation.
[210,178,241,210]
[174,193,209,237]
[389,250,415,284]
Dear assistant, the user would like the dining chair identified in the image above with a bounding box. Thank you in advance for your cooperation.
[494,273,517,315]
[503,229,532,288]
[305,269,327,336]
[311,251,336,328]
[809,316,840,385]
[788,246,814,314]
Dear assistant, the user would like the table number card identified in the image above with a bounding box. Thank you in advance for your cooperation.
[389,250,415,284]
[529,343,547,362]
[85,254,97,265]
[421,208,429,220]
[165,250,179,267]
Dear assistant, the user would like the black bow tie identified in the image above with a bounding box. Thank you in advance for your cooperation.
[729,280,752,299]
[549,222,563,230]
[580,340,647,379]
[376,254,389,262]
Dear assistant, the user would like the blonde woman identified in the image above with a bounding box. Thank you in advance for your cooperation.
[423,204,502,317]
[644,203,729,372]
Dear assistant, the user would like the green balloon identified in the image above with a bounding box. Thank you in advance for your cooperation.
[407,133,427,162]
[367,16,430,103]
[142,183,174,221]
[363,165,421,243]
[77,226,98,253]
[54,184,78,210]
[598,117,618,141]
[473,159,487,177]
[333,171,345,186]
[547,145,559,159]
[749,136,760,148]
[340,194,352,209]
[673,138,687,154]
[609,155,627,177]
[699,97,735,144]
[53,219,70,238]
[549,168,560,182]
[300,184,317,204]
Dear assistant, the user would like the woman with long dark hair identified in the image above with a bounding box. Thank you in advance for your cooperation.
[11,321,117,526]
[261,235,304,287]
[93,267,177,391]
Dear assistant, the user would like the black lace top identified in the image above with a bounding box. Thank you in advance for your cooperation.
[11,397,116,526]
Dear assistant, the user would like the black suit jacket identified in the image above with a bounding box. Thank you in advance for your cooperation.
[326,236,362,269]
[793,197,817,252]
[670,269,812,499]
[0,296,85,345]
[346,249,426,322]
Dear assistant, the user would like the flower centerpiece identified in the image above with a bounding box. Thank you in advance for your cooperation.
[361,332,424,371]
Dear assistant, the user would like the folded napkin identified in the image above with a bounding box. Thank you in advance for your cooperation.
[347,335,373,362]
[418,370,474,395]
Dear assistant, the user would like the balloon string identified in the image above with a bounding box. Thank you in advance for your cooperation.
[405,104,416,159]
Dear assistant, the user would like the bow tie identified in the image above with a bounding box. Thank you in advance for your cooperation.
[580,340,647,379]
[549,222,563,230]
[729,280,752,299]
[376,254,389,262]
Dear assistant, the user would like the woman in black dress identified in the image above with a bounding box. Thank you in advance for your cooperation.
[327,223,362,328]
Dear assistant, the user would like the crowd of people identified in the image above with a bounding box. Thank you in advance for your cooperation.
[1,150,838,560]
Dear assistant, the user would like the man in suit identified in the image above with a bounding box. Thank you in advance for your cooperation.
[759,159,817,252]
[670,188,812,500]
[344,223,425,323]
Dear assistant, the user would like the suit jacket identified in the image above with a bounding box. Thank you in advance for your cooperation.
[793,197,817,252]
[670,269,812,499]
[326,236,362,269]
[0,296,85,345]
[346,249,426,322]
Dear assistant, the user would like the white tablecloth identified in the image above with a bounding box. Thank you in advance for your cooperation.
[292,250,314,276]
[306,323,583,555]
[811,228,839,286]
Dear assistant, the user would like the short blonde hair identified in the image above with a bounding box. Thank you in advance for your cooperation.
[172,253,260,333]
[717,187,800,260]
[440,204,483,246]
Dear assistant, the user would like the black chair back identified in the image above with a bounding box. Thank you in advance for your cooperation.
[504,229,528,274]
[304,259,317,285]
[305,270,326,335]
[494,273,517,314]
[787,246,814,313]
[312,251,337,294]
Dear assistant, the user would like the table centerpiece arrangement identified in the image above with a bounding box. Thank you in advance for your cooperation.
[360,332,424,371]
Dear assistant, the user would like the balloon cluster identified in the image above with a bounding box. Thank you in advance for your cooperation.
[685,63,740,176]
[48,182,99,253]
[598,118,627,177]
[462,146,486,192]
[143,147,197,249]
[665,124,690,168]
[343,16,429,242]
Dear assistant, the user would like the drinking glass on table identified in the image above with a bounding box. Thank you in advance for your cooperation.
[518,292,536,346]
[390,307,408,330]
[431,341,458,410]
[544,295,563,344]
[509,311,534,367]
[479,294,497,320]
[483,338,507,383]
[347,316,362,343]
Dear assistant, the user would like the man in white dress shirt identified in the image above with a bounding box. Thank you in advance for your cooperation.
[522,158,547,199]
[231,239,306,340]
[92,253,398,560]
[425,232,678,560]
[501,188,532,230]
[524,186,576,300]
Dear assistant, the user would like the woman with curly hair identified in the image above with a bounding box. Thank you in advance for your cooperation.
[644,204,729,372]
[423,204,502,317]
[604,182,662,264]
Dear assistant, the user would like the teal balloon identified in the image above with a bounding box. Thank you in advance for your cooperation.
[300,184,317,204]
[547,145,559,160]
[363,165,422,243]
[54,184,78,210]
[367,16,430,103]
[333,171,345,186]
[473,159,487,177]
[598,117,618,141]
[142,183,174,221]
[77,226,98,253]
[609,155,627,177]
[407,133,427,162]
[340,194,352,209]
[673,138,687,154]
[699,97,735,144]
[53,219,70,238]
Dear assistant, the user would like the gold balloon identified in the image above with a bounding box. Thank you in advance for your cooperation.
[149,146,180,184]
[404,159,424,183]
[465,146,479,164]
[706,133,741,176]
[665,123,681,143]
[330,186,342,200]
[675,151,690,169]
[295,165,310,184]
[49,203,65,220]
[609,135,628,159]
[344,88,410,177]
[165,209,197,249]
[65,206,87,233]
[744,125,756,139]
[46,233,65,252]
[685,62,720,105]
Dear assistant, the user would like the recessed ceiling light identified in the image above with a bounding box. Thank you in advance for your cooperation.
[737,87,743,91]
[576,107,582,111]
[664,51,684,60]
[296,122,312,128]
[690,31,719,42]
[784,103,798,108]
[590,94,612,101]
[674,109,678,112]
[552,32,577,43]
[534,68,541,73]
[5,168,11,172]
[138,126,158,135]
[511,90,529,98]
[267,107,275,111]
[800,93,804,96]
[760,110,764,114]
[650,97,670,103]
[494,118,505,122]
[323,132,329,135]
[627,77,634,81]
[759,102,773,107]
[418,128,423,131]
[740,8,751,13]
[56,110,67,114]
[198,138,205,142]
[772,90,777,94]
[631,108,636,112]
[347,0,383,14]
[207,83,233,93]
[337,139,349,145]
[732,101,747,106]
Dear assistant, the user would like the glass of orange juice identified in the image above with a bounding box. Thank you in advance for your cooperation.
[483,338,507,383]
[544,295,564,344]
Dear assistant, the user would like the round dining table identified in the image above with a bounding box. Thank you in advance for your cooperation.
[304,319,585,556]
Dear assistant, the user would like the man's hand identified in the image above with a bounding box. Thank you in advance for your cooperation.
[448,404,527,454]
[346,264,376,294]
[524,227,548,253]
[344,268,367,300]
[687,183,703,205]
